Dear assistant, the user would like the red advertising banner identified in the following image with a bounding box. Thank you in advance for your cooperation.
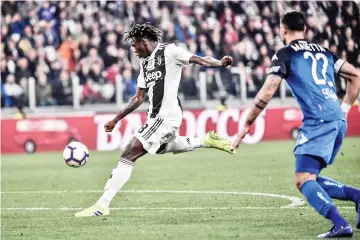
[1,107,360,154]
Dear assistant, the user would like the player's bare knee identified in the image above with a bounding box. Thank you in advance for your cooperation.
[295,173,317,190]
[121,137,147,162]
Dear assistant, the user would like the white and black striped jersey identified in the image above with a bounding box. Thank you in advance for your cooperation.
[137,43,194,122]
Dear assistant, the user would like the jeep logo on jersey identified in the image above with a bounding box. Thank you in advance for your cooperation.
[145,71,163,82]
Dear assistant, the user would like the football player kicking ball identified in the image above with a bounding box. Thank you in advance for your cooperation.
[76,23,234,217]
[233,11,360,238]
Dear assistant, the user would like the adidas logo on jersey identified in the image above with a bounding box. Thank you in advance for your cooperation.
[145,71,163,82]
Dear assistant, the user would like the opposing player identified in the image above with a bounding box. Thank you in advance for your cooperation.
[76,23,234,217]
[233,11,360,238]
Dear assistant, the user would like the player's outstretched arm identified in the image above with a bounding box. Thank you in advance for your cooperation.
[189,55,233,68]
[338,62,360,116]
[232,74,282,148]
[104,88,147,132]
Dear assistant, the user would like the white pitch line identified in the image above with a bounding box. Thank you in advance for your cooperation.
[0,206,354,211]
[1,207,281,211]
[0,189,305,208]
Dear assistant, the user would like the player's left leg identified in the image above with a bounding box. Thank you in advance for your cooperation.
[295,154,353,238]
[314,121,360,229]
[317,176,360,229]
[156,131,235,155]
[317,176,360,204]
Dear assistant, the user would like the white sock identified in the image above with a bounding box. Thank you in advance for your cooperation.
[190,137,206,148]
[163,136,205,154]
[97,158,134,208]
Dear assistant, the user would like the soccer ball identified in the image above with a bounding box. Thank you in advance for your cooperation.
[63,142,89,167]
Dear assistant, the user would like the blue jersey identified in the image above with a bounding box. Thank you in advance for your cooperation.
[268,39,345,122]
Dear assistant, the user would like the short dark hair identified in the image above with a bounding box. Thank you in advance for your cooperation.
[281,10,305,31]
[123,23,162,42]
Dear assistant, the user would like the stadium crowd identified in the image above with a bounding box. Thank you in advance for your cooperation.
[1,1,359,108]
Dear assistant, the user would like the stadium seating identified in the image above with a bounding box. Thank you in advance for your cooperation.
[1,1,359,109]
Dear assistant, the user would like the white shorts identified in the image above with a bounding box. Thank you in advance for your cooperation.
[135,118,180,154]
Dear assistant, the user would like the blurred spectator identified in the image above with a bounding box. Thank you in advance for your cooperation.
[122,68,136,102]
[220,7,236,27]
[42,21,60,47]
[52,71,72,105]
[4,38,20,60]
[82,79,101,104]
[179,67,198,99]
[78,33,90,59]
[248,66,265,97]
[36,73,56,106]
[175,15,194,43]
[15,57,32,83]
[1,58,10,82]
[18,77,29,107]
[219,67,236,96]
[89,61,107,85]
[39,1,55,21]
[47,58,62,83]
[77,63,90,85]
[162,22,177,43]
[106,64,120,85]
[10,13,26,36]
[346,39,358,66]
[3,74,24,107]
[1,1,18,17]
[205,69,219,100]
[103,44,119,68]
[57,34,78,71]
[84,47,103,67]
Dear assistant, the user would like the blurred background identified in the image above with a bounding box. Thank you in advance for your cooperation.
[1,0,359,115]
[1,1,360,154]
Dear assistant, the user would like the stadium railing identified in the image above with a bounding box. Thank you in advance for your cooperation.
[1,68,298,118]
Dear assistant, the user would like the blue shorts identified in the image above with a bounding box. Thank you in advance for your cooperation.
[294,119,347,173]
[295,154,326,174]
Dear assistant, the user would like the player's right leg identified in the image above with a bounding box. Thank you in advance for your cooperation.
[295,154,353,238]
[75,137,147,217]
[156,131,235,155]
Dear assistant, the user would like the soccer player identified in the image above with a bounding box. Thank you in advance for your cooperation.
[233,11,360,238]
[76,23,234,217]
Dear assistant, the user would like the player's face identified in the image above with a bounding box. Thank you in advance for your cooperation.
[131,39,149,58]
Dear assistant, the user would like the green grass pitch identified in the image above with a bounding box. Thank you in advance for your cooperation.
[2,138,360,240]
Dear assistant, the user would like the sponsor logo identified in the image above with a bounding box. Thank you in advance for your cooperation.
[322,88,337,101]
[94,109,267,151]
[145,71,163,82]
[267,66,281,74]
[4,106,360,153]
